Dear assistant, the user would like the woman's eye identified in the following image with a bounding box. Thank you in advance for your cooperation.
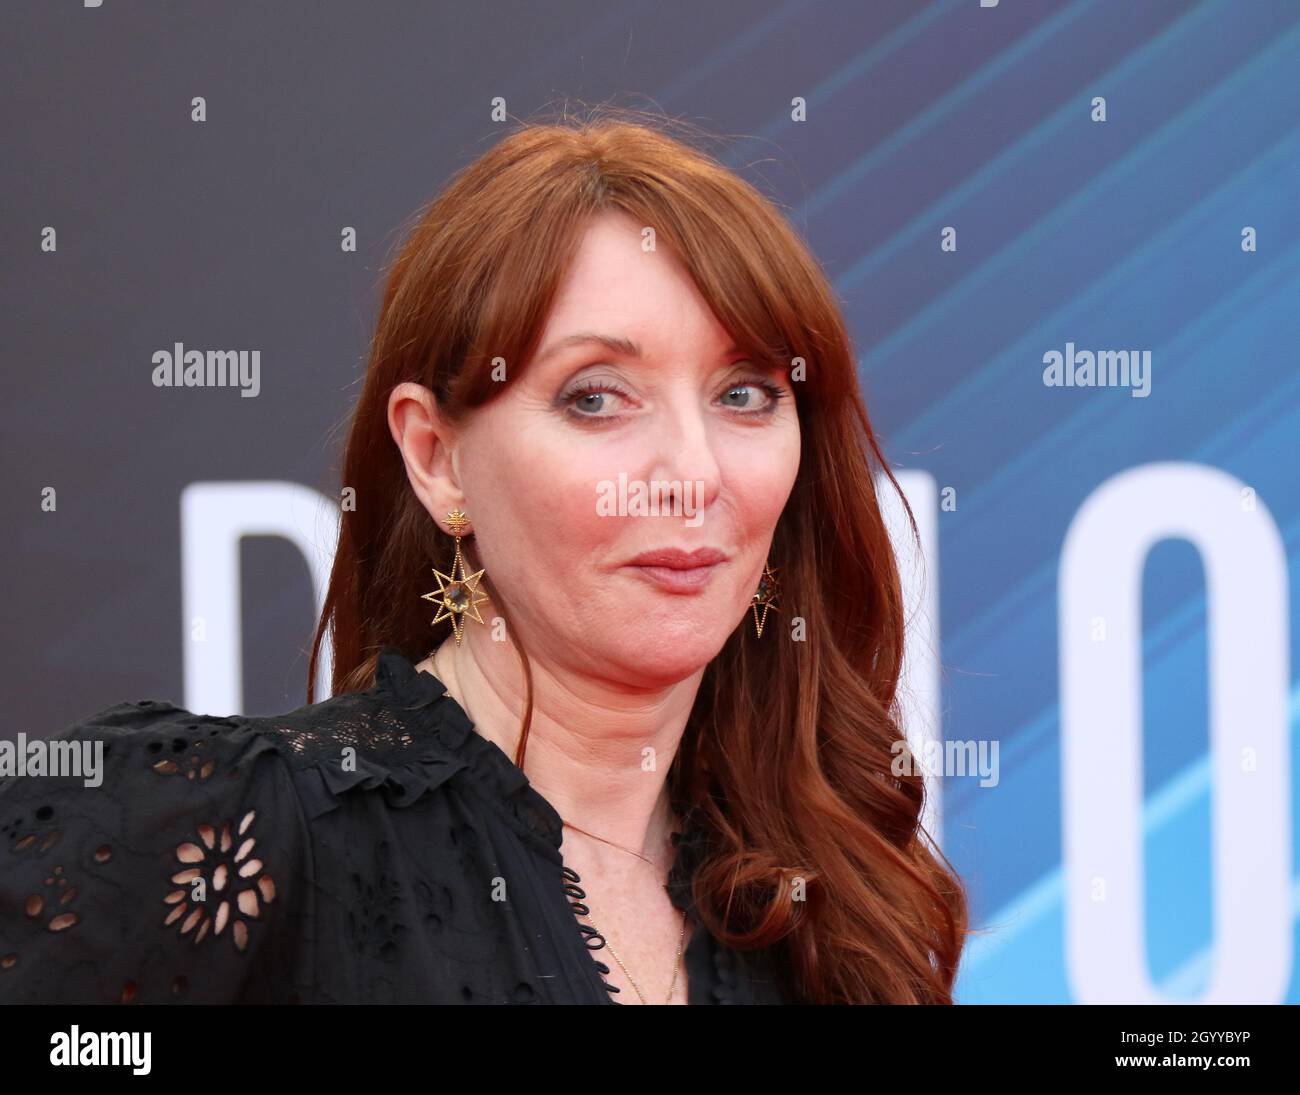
[559,375,788,422]
[560,379,629,418]
[719,379,787,413]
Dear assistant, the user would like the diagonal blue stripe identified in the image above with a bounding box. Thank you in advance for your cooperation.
[955,648,1300,1003]
[863,5,1299,380]
[942,232,1300,804]
[655,0,824,108]
[720,0,971,163]
[799,0,1102,218]
[927,121,1300,554]
[937,248,1300,955]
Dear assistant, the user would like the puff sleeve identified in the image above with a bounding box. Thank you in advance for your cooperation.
[0,701,311,1004]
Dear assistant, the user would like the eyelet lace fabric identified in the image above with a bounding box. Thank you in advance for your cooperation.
[0,646,789,1004]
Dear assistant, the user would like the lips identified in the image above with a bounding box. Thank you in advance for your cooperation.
[626,547,728,569]
[624,547,728,594]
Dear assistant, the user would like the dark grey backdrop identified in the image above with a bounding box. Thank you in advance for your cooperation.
[6,0,870,720]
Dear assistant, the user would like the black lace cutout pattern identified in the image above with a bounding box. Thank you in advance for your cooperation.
[162,809,276,950]
[0,647,791,1004]
[0,703,306,1003]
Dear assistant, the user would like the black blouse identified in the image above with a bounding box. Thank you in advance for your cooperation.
[0,646,790,1004]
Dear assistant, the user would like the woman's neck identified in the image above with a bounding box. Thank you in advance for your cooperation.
[422,630,698,864]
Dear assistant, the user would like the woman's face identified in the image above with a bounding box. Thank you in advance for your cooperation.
[416,209,801,688]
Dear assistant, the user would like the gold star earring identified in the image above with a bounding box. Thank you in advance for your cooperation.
[751,561,780,637]
[422,508,490,646]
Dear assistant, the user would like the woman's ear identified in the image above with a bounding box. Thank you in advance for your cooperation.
[387,381,465,530]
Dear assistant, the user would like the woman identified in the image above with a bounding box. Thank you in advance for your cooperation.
[0,109,967,1004]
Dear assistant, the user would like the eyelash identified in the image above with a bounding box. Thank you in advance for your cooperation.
[560,375,788,422]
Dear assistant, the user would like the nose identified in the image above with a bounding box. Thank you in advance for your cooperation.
[644,392,722,519]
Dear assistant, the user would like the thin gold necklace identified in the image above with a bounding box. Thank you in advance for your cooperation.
[583,906,687,1004]
[426,653,689,1003]
[564,819,689,1004]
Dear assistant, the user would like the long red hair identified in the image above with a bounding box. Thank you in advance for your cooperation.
[309,106,968,1003]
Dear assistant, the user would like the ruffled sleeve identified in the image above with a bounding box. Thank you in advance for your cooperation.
[0,700,310,1004]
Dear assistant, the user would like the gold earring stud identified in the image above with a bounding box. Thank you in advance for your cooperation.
[422,508,490,646]
[750,561,780,638]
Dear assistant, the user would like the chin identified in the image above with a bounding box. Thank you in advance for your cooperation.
[607,627,727,685]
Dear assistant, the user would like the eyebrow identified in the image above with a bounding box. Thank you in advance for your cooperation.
[533,332,644,365]
[533,331,744,366]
